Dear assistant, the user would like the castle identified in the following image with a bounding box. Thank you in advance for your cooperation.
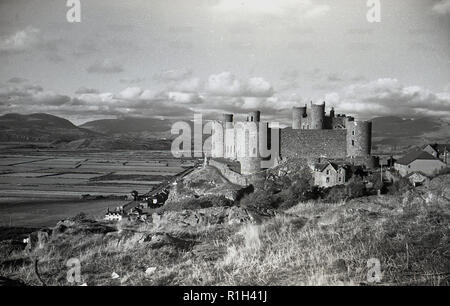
[210,102,373,175]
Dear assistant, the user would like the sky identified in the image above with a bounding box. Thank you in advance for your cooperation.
[0,0,449,125]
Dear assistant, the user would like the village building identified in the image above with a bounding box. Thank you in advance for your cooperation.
[422,144,450,165]
[394,150,447,177]
[405,172,430,187]
[312,162,347,187]
[104,211,123,221]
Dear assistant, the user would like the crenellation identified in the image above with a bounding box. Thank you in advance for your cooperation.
[211,103,372,175]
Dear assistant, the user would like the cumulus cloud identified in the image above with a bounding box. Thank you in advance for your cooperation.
[0,27,40,55]
[432,0,450,15]
[87,59,124,74]
[168,92,203,104]
[118,87,143,100]
[323,78,450,119]
[206,72,273,97]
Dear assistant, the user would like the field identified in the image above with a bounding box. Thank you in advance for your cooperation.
[0,148,194,227]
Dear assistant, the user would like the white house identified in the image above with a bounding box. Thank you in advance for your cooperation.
[312,162,347,187]
[394,150,446,177]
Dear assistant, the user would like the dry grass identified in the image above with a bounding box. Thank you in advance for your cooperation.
[0,188,448,286]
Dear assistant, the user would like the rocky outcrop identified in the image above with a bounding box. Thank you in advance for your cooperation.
[52,217,116,236]
[151,206,275,232]
[427,174,450,200]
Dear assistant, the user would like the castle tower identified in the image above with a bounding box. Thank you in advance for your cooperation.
[346,120,372,157]
[292,105,307,129]
[222,113,233,127]
[310,102,325,129]
[237,110,262,175]
[247,111,260,122]
[222,113,235,159]
[330,107,335,118]
[211,121,224,158]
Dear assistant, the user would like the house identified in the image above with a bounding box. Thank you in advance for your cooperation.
[394,150,447,177]
[312,162,347,187]
[104,211,123,221]
[405,172,430,187]
[422,144,450,165]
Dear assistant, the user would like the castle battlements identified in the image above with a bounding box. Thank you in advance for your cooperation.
[210,102,373,175]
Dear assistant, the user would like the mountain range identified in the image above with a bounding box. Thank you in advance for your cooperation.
[0,113,448,152]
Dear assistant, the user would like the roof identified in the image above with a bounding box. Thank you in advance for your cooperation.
[396,150,439,165]
[314,162,343,172]
[422,143,450,154]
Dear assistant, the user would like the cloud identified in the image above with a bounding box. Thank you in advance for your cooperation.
[87,59,124,74]
[213,0,329,18]
[212,0,330,26]
[432,0,450,15]
[7,77,28,84]
[206,72,273,97]
[304,5,330,18]
[0,27,40,55]
[323,78,450,119]
[118,87,143,100]
[154,68,193,82]
[119,77,145,85]
[168,92,203,104]
[172,77,202,92]
[0,82,70,109]
[73,40,99,57]
[75,87,99,94]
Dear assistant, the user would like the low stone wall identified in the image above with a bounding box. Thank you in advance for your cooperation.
[209,159,249,186]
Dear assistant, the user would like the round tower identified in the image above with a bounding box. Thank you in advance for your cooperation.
[222,113,233,129]
[292,106,307,129]
[222,113,233,123]
[247,111,260,122]
[211,121,224,158]
[346,120,372,157]
[310,102,325,129]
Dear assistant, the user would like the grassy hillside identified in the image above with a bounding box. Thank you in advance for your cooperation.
[1,174,448,286]
[0,113,99,142]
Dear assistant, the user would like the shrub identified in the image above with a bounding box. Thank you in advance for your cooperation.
[386,177,411,195]
[322,185,347,203]
[345,181,366,198]
[239,189,276,209]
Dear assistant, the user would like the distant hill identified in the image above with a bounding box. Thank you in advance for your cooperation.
[80,117,175,139]
[0,113,99,142]
[371,116,450,153]
[0,113,174,151]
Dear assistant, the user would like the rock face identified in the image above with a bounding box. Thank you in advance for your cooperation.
[152,206,258,231]
[166,166,245,204]
[52,218,116,236]
[144,232,194,250]
[428,174,450,200]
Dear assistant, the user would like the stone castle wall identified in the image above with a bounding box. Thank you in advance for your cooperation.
[209,159,249,186]
[280,128,347,159]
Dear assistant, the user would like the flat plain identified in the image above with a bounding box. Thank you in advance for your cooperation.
[0,147,193,227]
